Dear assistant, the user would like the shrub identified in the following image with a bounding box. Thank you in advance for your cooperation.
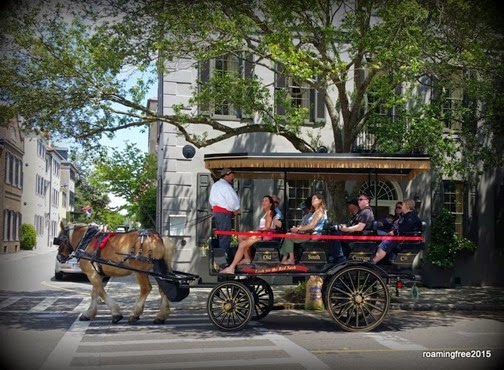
[427,208,476,268]
[282,281,307,303]
[20,223,37,250]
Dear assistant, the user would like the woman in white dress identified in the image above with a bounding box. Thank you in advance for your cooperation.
[221,195,279,274]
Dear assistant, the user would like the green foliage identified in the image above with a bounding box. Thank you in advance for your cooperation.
[91,143,157,228]
[427,208,477,269]
[282,281,307,303]
[20,224,37,250]
[0,0,502,179]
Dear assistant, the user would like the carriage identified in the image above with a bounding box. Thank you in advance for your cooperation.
[203,152,430,332]
[54,152,428,332]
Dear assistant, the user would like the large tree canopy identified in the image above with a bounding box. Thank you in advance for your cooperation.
[1,0,502,178]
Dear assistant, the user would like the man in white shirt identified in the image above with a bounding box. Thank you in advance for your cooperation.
[209,168,241,258]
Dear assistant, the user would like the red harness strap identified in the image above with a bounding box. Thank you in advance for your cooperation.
[94,233,116,249]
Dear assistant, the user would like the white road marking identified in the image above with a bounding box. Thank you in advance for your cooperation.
[40,318,91,370]
[30,297,61,312]
[365,332,428,350]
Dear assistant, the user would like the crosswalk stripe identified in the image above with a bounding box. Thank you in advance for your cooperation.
[0,296,20,309]
[30,297,61,312]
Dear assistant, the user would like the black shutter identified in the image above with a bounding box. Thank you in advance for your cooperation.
[275,64,287,116]
[199,60,210,115]
[316,75,325,121]
[196,173,213,246]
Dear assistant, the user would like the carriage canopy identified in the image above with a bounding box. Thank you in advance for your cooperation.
[204,152,431,182]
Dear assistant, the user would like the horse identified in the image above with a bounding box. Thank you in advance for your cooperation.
[54,221,175,324]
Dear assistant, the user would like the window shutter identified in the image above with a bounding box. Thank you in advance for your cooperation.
[316,88,326,121]
[275,65,287,116]
[199,60,210,115]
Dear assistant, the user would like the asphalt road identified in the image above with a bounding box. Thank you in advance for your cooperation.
[0,250,503,369]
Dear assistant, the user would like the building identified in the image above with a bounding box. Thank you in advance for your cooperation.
[155,57,503,286]
[0,117,24,254]
[21,134,69,252]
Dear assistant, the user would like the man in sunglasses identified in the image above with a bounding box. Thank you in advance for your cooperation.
[329,194,375,263]
[338,194,375,233]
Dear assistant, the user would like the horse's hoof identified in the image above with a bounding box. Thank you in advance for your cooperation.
[112,314,123,324]
[128,316,140,324]
[79,314,90,321]
[153,318,166,325]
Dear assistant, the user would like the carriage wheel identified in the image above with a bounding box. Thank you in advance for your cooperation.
[326,265,389,332]
[207,281,254,331]
[245,277,274,321]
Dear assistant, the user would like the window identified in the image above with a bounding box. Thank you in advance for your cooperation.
[432,76,464,132]
[359,181,397,201]
[285,180,323,229]
[35,215,44,236]
[3,210,9,241]
[37,139,46,158]
[2,210,20,241]
[275,65,325,124]
[443,180,464,236]
[198,54,253,118]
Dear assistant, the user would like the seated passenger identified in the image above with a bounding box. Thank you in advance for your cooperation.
[372,198,422,264]
[329,194,375,263]
[300,197,313,226]
[378,202,403,235]
[279,193,328,265]
[377,214,395,235]
[221,195,279,274]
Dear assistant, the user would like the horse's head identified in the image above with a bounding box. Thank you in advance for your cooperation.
[53,221,87,262]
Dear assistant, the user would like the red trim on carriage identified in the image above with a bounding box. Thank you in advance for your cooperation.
[240,265,309,274]
[214,230,424,241]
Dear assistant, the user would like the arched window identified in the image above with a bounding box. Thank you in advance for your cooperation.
[359,181,397,200]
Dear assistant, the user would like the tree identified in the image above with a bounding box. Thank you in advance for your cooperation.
[20,223,37,250]
[1,0,502,179]
[91,143,157,228]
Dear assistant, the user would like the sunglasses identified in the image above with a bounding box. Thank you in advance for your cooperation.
[396,206,402,209]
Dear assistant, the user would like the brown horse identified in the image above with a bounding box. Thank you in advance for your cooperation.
[55,221,174,324]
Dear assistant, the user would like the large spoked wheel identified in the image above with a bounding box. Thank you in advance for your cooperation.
[326,265,390,332]
[245,277,274,321]
[207,281,254,331]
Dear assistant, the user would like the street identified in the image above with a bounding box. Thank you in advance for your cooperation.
[0,250,503,369]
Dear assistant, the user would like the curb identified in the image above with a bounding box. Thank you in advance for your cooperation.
[271,301,504,312]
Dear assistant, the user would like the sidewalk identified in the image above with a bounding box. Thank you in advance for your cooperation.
[0,247,55,261]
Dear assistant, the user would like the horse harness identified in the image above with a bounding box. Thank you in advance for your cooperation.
[67,226,157,276]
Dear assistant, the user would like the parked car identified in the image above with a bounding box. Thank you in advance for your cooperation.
[54,255,84,280]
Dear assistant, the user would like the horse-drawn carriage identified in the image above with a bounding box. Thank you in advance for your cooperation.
[203,152,429,332]
[54,152,429,333]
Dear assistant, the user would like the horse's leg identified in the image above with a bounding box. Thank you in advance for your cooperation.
[155,285,171,325]
[128,272,152,324]
[79,283,99,321]
[83,272,123,324]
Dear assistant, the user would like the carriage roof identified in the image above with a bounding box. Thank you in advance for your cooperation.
[204,152,431,182]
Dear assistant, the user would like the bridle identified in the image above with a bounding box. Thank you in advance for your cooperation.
[54,225,87,263]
